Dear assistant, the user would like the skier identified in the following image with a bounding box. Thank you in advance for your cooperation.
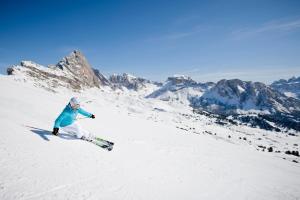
[52,97,96,140]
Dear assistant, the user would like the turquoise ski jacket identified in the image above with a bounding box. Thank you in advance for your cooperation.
[54,104,92,128]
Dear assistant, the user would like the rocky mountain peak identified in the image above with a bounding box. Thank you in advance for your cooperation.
[109,73,152,91]
[271,76,300,99]
[213,79,248,98]
[272,76,300,85]
[56,50,100,88]
[189,79,300,131]
[93,68,110,86]
[167,75,197,85]
[6,50,107,91]
[192,79,300,115]
[146,75,213,103]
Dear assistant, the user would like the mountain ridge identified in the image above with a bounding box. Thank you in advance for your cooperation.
[4,51,300,131]
[271,76,300,99]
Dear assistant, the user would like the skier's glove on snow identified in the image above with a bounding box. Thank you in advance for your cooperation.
[52,128,59,135]
[91,114,95,119]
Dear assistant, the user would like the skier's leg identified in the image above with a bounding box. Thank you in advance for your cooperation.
[61,123,97,142]
[66,122,95,140]
[61,122,84,138]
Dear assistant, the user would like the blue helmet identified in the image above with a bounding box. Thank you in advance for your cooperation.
[70,97,80,109]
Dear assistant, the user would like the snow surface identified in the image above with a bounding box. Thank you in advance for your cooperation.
[0,75,300,200]
[284,92,298,99]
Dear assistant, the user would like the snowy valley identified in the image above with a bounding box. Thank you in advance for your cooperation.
[0,51,300,200]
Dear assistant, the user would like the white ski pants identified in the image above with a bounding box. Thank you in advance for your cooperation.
[61,122,93,139]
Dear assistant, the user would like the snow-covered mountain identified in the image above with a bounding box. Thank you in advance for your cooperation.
[109,73,161,93]
[147,77,300,131]
[146,75,214,105]
[6,50,107,92]
[192,79,300,114]
[55,50,101,87]
[271,76,300,99]
[191,79,300,131]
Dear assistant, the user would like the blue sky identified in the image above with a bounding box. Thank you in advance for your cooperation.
[1,0,300,83]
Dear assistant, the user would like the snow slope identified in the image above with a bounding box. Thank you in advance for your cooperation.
[0,75,300,200]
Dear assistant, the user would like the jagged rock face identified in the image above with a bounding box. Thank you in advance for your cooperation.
[109,73,152,90]
[167,75,197,85]
[191,79,300,131]
[147,75,215,104]
[6,51,105,92]
[6,61,82,92]
[166,75,214,89]
[191,79,300,115]
[271,76,300,99]
[6,67,14,75]
[93,69,110,86]
[56,50,100,88]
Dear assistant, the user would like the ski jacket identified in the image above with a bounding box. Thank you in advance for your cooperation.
[54,104,92,128]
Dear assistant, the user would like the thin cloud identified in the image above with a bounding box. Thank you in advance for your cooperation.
[146,27,205,42]
[232,18,300,40]
[178,66,300,84]
[164,29,203,40]
[146,12,213,42]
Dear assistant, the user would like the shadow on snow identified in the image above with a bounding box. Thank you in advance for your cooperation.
[26,126,77,141]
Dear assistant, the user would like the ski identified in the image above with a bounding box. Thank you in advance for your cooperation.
[95,137,114,146]
[94,137,114,151]
[92,140,114,151]
[81,136,114,151]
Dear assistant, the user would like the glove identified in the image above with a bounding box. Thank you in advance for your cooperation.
[52,127,59,135]
[91,114,95,119]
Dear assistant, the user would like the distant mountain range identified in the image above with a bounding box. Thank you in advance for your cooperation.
[191,79,299,115]
[146,75,214,105]
[5,50,300,131]
[271,76,300,99]
[190,79,300,131]
[109,73,162,91]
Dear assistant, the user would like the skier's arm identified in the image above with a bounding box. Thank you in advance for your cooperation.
[54,112,67,128]
[78,108,92,118]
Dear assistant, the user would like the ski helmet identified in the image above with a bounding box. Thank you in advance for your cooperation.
[70,97,80,109]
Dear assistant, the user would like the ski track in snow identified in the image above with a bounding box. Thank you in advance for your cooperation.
[0,76,300,200]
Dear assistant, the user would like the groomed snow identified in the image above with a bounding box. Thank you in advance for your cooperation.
[0,75,300,200]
